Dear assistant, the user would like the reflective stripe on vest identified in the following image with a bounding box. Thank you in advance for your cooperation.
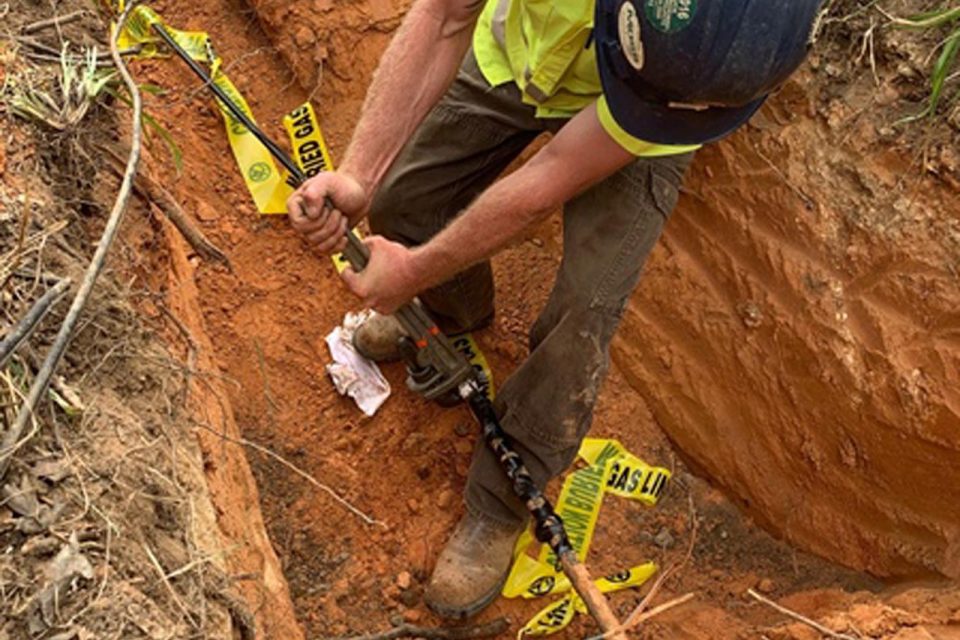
[492,0,596,106]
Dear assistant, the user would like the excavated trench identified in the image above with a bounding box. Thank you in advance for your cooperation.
[131,0,960,637]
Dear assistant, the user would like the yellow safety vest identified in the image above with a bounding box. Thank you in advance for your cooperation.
[473,0,700,157]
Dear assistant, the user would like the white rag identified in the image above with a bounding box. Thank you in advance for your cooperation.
[325,310,391,417]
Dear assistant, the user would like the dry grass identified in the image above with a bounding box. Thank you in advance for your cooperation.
[0,2,250,638]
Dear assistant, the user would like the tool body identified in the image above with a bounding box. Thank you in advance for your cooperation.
[154,25,628,639]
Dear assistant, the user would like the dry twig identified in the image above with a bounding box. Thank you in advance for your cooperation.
[322,617,509,640]
[20,10,87,34]
[0,1,144,480]
[193,421,386,529]
[143,543,199,629]
[747,589,860,640]
[587,494,700,640]
[204,583,255,640]
[0,279,72,370]
[99,144,230,265]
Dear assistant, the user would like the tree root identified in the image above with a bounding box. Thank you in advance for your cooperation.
[99,144,230,266]
[0,0,144,481]
[0,278,72,370]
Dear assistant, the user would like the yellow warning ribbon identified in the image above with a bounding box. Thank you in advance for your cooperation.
[119,5,291,214]
[516,564,657,639]
[503,439,670,635]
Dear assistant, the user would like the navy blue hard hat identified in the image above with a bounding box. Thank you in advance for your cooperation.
[595,0,823,145]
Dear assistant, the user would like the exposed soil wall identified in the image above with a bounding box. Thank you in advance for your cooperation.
[247,0,960,581]
[616,77,960,580]
[161,222,305,640]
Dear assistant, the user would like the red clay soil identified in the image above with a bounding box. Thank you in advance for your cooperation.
[125,0,960,638]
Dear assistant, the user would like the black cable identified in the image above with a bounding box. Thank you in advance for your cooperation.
[151,24,305,184]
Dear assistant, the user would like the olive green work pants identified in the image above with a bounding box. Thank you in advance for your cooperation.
[368,51,693,528]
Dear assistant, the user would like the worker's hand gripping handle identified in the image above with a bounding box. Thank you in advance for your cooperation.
[323,194,370,273]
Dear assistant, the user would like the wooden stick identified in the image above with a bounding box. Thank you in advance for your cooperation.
[585,593,696,640]
[630,592,696,626]
[747,589,859,640]
[0,1,144,480]
[0,278,72,370]
[322,617,509,640]
[99,144,230,266]
[20,10,87,34]
[143,542,199,628]
[560,553,627,640]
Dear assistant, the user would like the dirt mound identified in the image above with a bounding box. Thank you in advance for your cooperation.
[248,0,960,581]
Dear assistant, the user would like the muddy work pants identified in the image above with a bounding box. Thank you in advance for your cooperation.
[368,51,693,529]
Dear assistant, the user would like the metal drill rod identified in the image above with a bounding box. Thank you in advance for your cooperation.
[465,389,627,639]
[153,25,301,178]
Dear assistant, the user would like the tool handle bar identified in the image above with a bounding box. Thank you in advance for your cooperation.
[152,25,304,182]
[152,23,372,271]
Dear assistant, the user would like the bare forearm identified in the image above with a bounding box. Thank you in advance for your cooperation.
[411,164,556,290]
[409,105,636,290]
[340,0,481,195]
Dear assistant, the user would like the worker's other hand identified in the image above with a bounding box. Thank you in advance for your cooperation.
[287,172,369,255]
[340,236,422,314]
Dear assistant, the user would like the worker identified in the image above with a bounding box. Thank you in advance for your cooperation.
[288,0,822,620]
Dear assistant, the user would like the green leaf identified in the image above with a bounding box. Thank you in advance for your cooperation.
[104,85,184,173]
[142,109,184,172]
[48,387,82,417]
[138,83,167,96]
[928,28,960,116]
[897,6,960,30]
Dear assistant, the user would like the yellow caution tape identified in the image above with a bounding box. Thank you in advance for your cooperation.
[283,102,335,181]
[280,101,357,272]
[504,439,670,634]
[581,438,670,506]
[119,5,291,214]
[516,563,657,639]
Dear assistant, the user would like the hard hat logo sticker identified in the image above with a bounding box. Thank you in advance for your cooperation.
[644,0,697,34]
[618,2,644,71]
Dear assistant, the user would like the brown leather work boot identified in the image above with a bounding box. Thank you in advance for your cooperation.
[352,312,407,362]
[424,512,523,619]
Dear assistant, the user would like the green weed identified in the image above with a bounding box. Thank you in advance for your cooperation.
[891,5,960,122]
